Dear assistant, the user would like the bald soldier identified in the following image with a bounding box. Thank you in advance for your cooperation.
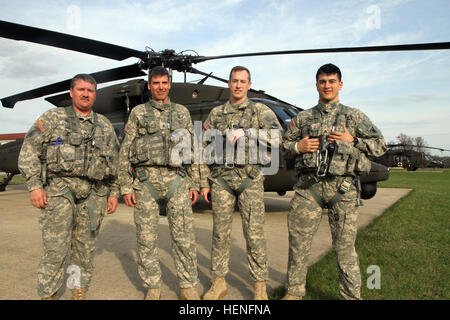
[19,73,120,300]
[282,63,387,300]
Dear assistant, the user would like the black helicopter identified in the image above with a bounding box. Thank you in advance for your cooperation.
[374,144,450,171]
[1,20,448,196]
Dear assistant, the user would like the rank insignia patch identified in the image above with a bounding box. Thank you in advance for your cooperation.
[36,119,48,133]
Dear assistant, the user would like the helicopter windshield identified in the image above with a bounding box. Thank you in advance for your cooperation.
[267,104,298,130]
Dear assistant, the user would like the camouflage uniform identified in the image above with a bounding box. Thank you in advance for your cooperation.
[282,101,387,299]
[202,98,282,282]
[118,99,199,289]
[18,106,120,298]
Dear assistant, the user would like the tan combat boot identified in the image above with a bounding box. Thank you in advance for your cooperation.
[72,288,86,300]
[145,288,161,300]
[282,293,302,300]
[180,286,201,300]
[202,277,227,300]
[254,281,268,300]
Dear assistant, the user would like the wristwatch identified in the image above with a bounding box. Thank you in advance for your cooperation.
[353,137,359,147]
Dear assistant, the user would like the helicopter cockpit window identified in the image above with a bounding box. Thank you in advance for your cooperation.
[288,107,300,116]
[268,104,295,129]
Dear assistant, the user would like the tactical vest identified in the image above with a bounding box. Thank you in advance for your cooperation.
[44,106,117,181]
[213,101,267,166]
[296,104,371,176]
[128,101,189,168]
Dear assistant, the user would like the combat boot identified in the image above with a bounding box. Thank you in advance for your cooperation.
[254,281,268,300]
[71,288,86,300]
[282,293,302,300]
[179,286,201,300]
[202,277,227,300]
[145,288,161,300]
[41,293,57,300]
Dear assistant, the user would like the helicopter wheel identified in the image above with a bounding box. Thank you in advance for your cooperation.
[360,182,377,200]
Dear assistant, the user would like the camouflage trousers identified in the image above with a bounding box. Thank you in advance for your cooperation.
[209,166,268,282]
[286,175,361,300]
[38,180,107,298]
[133,167,198,289]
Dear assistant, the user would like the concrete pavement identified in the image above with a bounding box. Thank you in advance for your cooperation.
[0,184,410,300]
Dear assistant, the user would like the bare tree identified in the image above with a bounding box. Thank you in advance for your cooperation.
[396,133,414,150]
[414,136,427,152]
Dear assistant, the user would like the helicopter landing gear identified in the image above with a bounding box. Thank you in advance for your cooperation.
[0,173,15,192]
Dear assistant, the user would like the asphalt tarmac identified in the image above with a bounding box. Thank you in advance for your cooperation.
[0,184,410,300]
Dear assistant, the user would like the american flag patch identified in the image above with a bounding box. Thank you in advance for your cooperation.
[203,121,211,130]
[289,119,295,130]
[36,119,48,133]
[124,123,130,133]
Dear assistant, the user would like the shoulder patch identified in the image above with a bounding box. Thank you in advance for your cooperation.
[124,123,130,133]
[203,121,211,131]
[289,119,295,130]
[36,119,48,133]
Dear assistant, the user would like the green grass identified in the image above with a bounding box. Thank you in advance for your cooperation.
[272,169,450,300]
[0,174,26,185]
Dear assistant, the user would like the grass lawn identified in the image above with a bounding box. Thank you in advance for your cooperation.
[273,169,450,300]
[6,174,26,185]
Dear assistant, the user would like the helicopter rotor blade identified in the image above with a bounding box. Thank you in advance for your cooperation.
[1,64,146,108]
[193,42,450,63]
[0,20,147,61]
[388,144,450,152]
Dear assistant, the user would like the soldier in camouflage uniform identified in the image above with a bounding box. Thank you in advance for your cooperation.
[118,66,200,300]
[18,74,120,300]
[282,64,387,300]
[200,66,282,300]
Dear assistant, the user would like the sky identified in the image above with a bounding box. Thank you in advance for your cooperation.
[0,0,449,155]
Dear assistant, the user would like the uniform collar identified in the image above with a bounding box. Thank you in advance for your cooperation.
[151,98,171,111]
[74,108,95,123]
[223,98,250,114]
[318,101,340,113]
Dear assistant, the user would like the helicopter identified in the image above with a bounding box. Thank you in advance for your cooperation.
[1,20,448,197]
[373,144,450,171]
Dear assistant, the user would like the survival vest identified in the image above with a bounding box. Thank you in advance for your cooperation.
[44,106,117,181]
[211,100,273,166]
[295,103,371,177]
[128,101,190,168]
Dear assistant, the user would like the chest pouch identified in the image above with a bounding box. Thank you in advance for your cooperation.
[214,113,228,135]
[299,121,320,169]
[68,132,83,146]
[86,133,118,181]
